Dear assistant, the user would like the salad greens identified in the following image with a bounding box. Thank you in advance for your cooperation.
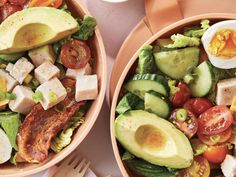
[0,112,20,150]
[136,45,157,74]
[73,16,97,41]
[165,34,200,48]
[184,19,210,38]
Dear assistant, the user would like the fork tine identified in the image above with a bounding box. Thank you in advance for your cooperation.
[58,154,74,167]
[70,156,81,168]
[75,158,86,171]
[79,161,91,175]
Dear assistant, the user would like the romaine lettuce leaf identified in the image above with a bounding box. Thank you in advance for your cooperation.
[165,34,200,48]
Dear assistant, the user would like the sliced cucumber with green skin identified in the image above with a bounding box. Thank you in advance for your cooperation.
[0,52,25,63]
[125,74,170,99]
[144,90,171,118]
[154,47,200,79]
[189,61,214,97]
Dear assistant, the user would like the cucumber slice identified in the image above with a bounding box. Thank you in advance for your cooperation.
[189,61,214,97]
[144,90,171,118]
[125,74,169,99]
[154,47,200,79]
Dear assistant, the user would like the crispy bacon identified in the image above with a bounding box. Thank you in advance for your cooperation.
[17,79,85,163]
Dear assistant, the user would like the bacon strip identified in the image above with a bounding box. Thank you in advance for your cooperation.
[17,79,85,163]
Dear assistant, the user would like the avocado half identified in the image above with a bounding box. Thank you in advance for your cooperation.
[0,7,79,53]
[115,110,193,169]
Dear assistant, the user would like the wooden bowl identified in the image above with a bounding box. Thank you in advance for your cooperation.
[110,14,236,177]
[0,1,107,176]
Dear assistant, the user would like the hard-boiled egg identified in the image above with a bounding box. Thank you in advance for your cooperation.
[0,128,12,164]
[202,20,236,69]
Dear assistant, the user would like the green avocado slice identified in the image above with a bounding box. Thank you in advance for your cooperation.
[115,110,193,169]
[0,7,79,53]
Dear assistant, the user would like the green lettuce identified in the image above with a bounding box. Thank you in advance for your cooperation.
[136,45,157,74]
[0,112,20,151]
[73,16,97,41]
[165,34,200,48]
[184,19,210,38]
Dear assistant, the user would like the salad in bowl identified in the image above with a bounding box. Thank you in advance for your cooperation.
[0,0,106,175]
[112,19,236,177]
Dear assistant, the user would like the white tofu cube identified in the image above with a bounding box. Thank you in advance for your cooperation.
[10,58,34,84]
[75,75,98,102]
[36,78,67,110]
[9,86,35,114]
[216,78,236,105]
[34,62,60,84]
[0,69,18,92]
[28,45,56,67]
[221,155,236,177]
[5,63,14,73]
[66,64,92,79]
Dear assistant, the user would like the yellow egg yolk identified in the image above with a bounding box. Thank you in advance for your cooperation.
[209,29,236,59]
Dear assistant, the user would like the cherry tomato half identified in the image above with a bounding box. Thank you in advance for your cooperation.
[203,145,230,164]
[198,127,232,146]
[176,156,210,177]
[60,40,91,69]
[0,3,22,22]
[198,106,233,135]
[171,81,191,107]
[9,0,28,6]
[29,0,63,8]
[170,109,198,138]
[184,98,213,117]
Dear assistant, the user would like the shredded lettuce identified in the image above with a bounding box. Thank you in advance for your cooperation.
[0,112,20,151]
[122,151,135,161]
[32,91,43,103]
[184,19,210,38]
[165,34,200,48]
[136,45,157,74]
[73,16,97,41]
[10,152,17,166]
[51,107,86,153]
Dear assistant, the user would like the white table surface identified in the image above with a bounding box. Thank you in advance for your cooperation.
[31,0,145,176]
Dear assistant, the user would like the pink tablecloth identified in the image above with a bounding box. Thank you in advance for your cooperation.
[31,1,145,177]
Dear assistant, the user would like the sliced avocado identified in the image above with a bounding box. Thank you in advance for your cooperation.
[0,52,25,63]
[115,110,193,169]
[0,7,79,53]
[154,47,200,79]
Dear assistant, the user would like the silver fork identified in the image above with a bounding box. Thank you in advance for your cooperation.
[52,154,91,177]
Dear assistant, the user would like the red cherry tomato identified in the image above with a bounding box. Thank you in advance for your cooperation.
[170,109,198,138]
[198,106,233,135]
[171,81,191,107]
[0,3,22,22]
[198,127,232,146]
[9,0,28,6]
[29,0,63,8]
[60,40,91,69]
[176,156,210,177]
[184,98,213,116]
[203,145,230,163]
[0,0,7,7]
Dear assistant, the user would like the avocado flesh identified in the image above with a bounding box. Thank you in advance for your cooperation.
[115,110,193,169]
[0,7,79,53]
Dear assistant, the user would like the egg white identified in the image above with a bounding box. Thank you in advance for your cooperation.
[201,20,236,69]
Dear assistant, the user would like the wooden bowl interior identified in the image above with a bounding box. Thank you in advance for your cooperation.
[110,15,236,177]
[0,0,106,176]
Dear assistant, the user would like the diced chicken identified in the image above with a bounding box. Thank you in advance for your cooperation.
[5,63,14,73]
[221,155,236,177]
[28,45,56,67]
[34,62,60,84]
[65,63,92,79]
[36,78,67,110]
[10,58,34,84]
[216,78,236,105]
[75,75,98,102]
[0,69,18,92]
[9,86,36,114]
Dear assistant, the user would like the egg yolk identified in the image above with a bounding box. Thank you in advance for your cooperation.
[209,29,236,59]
